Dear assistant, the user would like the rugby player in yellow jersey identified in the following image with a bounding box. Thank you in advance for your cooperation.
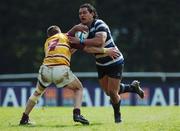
[19,25,119,126]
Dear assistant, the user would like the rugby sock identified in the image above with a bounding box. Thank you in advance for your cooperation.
[73,108,80,116]
[112,100,121,114]
[119,83,136,94]
[20,112,29,124]
[22,112,29,119]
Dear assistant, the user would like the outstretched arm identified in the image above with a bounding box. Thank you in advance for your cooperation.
[68,32,107,47]
[67,24,88,36]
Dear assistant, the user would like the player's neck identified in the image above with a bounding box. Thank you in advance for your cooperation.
[86,20,94,27]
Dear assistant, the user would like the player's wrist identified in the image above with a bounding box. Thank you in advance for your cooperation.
[103,48,108,53]
[80,39,84,45]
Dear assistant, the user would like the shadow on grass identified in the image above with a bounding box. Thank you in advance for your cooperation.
[10,122,103,128]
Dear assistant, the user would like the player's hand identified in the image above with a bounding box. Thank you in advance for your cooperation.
[68,36,85,49]
[106,47,121,59]
[73,24,88,33]
[68,36,80,44]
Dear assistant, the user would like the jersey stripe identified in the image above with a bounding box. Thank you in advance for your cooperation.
[88,19,124,66]
[43,33,71,66]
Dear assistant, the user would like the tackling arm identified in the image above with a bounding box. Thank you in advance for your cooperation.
[70,48,77,54]
[68,32,107,47]
[67,24,88,36]
[83,32,107,46]
[83,46,120,59]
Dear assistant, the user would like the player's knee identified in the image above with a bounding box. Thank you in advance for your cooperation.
[109,91,114,96]
[109,90,117,98]
[29,94,39,103]
[73,85,83,93]
[29,87,44,103]
[74,81,83,91]
[104,90,110,96]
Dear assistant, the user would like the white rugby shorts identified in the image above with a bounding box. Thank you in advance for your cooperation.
[38,65,77,88]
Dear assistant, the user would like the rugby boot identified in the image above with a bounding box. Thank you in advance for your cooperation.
[19,113,34,125]
[131,80,144,99]
[73,114,90,125]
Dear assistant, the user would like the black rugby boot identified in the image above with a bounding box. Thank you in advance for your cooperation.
[73,114,90,125]
[131,80,144,99]
[19,113,34,125]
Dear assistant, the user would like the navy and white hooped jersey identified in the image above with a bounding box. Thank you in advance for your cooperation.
[88,19,124,66]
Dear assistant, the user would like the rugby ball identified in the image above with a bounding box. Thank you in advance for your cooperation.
[75,31,89,40]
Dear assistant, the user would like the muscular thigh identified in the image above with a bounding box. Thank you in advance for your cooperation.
[99,76,109,93]
[65,77,83,90]
[108,77,121,93]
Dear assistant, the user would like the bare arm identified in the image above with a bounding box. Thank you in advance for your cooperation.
[70,48,77,54]
[67,24,88,36]
[83,32,107,46]
[83,46,104,53]
[68,32,107,47]
[83,46,120,59]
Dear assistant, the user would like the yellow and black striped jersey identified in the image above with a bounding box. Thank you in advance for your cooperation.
[43,33,71,66]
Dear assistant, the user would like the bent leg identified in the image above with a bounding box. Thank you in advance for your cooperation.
[98,75,109,96]
[65,77,89,125]
[19,82,46,125]
[25,82,46,115]
[65,77,83,109]
[108,77,121,104]
[107,77,122,123]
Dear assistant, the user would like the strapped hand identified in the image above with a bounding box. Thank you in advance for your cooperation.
[105,47,121,59]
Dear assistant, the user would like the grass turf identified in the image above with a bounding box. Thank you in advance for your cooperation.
[0,106,179,131]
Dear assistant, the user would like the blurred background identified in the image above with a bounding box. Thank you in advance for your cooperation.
[1,0,180,73]
[0,0,180,107]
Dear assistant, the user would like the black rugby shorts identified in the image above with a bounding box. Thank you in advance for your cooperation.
[96,64,124,79]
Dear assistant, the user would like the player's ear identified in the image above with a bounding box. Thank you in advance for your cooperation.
[91,12,95,18]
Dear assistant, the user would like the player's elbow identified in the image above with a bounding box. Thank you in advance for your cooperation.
[83,47,91,53]
[96,40,104,46]
[94,38,105,46]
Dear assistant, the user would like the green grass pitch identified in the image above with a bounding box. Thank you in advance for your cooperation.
[0,106,179,131]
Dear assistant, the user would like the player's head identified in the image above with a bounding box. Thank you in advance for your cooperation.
[79,3,98,26]
[47,25,61,37]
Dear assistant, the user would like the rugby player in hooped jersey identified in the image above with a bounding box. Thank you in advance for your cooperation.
[19,25,120,126]
[68,3,144,123]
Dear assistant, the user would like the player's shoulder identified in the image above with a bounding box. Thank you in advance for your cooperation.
[94,19,107,25]
[94,19,108,29]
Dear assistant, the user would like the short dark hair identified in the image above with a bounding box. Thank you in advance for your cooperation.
[47,25,61,37]
[80,3,98,19]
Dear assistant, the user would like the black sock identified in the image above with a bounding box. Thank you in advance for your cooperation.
[22,112,29,118]
[119,83,136,94]
[20,112,29,123]
[111,100,121,114]
[73,108,80,116]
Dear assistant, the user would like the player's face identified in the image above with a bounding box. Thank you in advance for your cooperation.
[79,7,94,26]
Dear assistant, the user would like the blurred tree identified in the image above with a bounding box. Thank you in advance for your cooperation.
[97,0,180,72]
[0,0,179,74]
